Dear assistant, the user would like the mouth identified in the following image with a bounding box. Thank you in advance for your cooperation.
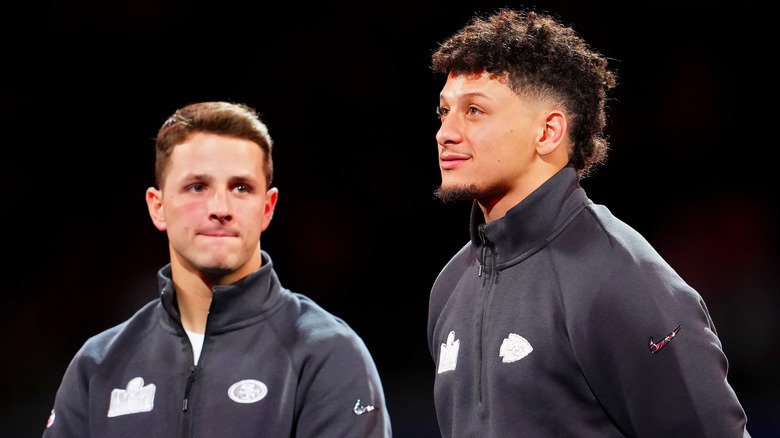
[199,230,238,238]
[440,153,470,170]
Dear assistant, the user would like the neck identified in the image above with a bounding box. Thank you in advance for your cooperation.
[167,247,264,333]
[171,267,214,334]
[478,162,565,223]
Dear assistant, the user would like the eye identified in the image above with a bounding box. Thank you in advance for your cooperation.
[186,183,206,193]
[436,106,449,120]
[467,106,483,116]
[233,184,252,194]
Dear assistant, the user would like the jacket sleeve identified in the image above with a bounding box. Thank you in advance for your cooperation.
[561,217,750,437]
[42,344,94,437]
[292,323,391,438]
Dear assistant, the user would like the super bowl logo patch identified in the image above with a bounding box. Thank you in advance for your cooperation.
[438,331,460,373]
[107,377,156,417]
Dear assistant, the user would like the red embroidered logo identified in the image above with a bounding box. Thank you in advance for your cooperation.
[649,325,681,354]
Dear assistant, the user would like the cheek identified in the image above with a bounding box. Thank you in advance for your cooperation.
[166,199,207,226]
[494,129,531,158]
[182,201,205,214]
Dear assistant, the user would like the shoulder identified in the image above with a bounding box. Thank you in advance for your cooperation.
[551,202,682,280]
[295,294,357,340]
[549,202,707,331]
[271,291,373,361]
[52,299,161,406]
[431,241,476,293]
[429,241,476,309]
[270,294,390,436]
[71,299,161,371]
[438,241,475,273]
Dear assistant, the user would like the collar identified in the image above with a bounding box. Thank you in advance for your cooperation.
[158,250,283,334]
[469,165,589,268]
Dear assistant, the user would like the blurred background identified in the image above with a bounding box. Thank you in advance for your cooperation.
[2,0,777,436]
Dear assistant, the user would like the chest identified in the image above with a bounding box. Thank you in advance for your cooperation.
[430,251,590,411]
[87,327,297,438]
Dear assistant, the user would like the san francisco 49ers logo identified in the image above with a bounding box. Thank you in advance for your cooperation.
[228,379,268,404]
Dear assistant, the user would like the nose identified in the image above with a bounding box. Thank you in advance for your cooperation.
[436,114,463,146]
[208,189,232,222]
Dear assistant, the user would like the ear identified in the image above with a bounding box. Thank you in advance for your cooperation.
[146,187,167,231]
[536,110,568,157]
[261,187,279,232]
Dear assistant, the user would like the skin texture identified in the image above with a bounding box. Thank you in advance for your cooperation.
[436,71,570,222]
[146,132,278,332]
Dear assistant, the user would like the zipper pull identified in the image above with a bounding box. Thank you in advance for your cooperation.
[477,224,488,245]
[478,225,488,278]
[477,225,492,281]
[183,366,198,412]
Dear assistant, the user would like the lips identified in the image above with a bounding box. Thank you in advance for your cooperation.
[440,153,470,170]
[199,229,238,238]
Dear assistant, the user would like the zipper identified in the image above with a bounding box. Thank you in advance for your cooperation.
[179,289,213,438]
[476,225,496,408]
[183,365,198,412]
[181,364,198,437]
[478,226,487,279]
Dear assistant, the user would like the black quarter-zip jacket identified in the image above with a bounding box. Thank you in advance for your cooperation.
[44,252,391,437]
[428,166,749,437]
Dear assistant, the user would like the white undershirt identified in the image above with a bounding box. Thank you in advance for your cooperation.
[184,329,205,365]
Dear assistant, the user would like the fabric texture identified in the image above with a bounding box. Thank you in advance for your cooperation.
[44,252,391,438]
[428,165,749,437]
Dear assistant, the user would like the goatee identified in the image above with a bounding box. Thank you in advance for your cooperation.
[434,184,480,203]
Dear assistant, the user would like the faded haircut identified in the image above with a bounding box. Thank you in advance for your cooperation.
[155,102,273,188]
[433,9,617,176]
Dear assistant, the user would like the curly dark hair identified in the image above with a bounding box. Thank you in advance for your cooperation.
[432,9,616,176]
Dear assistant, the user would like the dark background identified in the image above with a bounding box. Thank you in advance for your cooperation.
[2,0,778,436]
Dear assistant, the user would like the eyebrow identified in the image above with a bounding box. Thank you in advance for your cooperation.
[439,91,494,103]
[177,173,259,186]
[180,173,213,183]
[229,175,260,186]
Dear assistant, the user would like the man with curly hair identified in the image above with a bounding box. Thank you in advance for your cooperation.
[427,9,750,437]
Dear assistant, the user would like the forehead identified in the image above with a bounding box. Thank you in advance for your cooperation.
[439,71,516,102]
[165,132,266,179]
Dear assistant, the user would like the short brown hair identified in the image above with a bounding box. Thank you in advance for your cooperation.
[433,9,616,176]
[155,102,273,188]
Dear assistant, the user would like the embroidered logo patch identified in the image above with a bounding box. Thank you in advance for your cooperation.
[649,325,682,354]
[228,379,268,404]
[438,331,460,373]
[499,333,533,363]
[353,399,376,415]
[107,377,156,417]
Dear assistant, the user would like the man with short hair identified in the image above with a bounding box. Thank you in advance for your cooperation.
[428,10,750,437]
[44,102,391,437]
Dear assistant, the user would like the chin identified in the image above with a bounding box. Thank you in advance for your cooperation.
[197,264,235,278]
[435,183,481,203]
[193,254,242,274]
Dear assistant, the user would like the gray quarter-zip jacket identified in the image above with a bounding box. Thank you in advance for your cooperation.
[44,252,391,437]
[428,165,749,437]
